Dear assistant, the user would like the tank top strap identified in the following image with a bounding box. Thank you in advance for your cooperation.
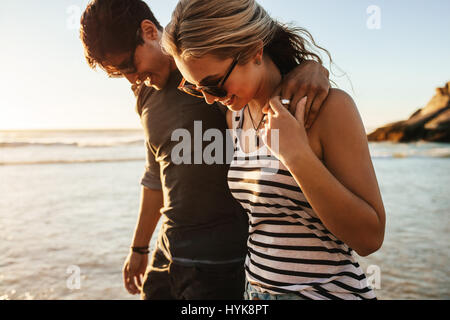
[230,109,245,151]
[231,108,245,130]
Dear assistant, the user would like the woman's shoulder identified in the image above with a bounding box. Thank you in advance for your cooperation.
[312,88,364,135]
[307,88,367,153]
[321,88,357,116]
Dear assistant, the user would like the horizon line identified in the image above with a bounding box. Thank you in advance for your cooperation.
[0,126,379,134]
[0,127,144,132]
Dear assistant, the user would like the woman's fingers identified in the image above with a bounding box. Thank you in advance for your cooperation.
[268,96,290,117]
[286,86,308,116]
[305,89,327,129]
[294,96,308,125]
[303,93,314,124]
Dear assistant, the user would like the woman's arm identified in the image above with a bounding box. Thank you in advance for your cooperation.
[263,90,386,256]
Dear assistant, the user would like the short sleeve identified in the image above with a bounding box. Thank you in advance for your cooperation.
[135,84,162,190]
[141,141,162,190]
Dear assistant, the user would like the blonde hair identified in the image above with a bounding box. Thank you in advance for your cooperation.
[162,0,331,75]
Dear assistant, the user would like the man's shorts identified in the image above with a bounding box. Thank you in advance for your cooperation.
[141,248,246,300]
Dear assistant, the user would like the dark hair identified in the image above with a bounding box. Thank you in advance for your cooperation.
[80,0,163,70]
[265,23,332,76]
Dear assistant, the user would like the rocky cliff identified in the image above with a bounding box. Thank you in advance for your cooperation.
[367,81,450,143]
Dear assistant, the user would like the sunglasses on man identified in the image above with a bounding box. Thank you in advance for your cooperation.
[102,28,143,78]
[178,53,241,99]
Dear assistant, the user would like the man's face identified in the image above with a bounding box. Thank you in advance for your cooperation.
[104,21,174,90]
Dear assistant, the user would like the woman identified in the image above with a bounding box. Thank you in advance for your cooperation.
[162,0,386,300]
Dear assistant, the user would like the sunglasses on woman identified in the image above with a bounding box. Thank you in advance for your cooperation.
[178,53,241,98]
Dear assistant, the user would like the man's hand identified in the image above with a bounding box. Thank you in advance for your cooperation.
[123,251,149,295]
[275,60,330,129]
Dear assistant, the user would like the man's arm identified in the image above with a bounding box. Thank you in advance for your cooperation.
[131,186,163,248]
[123,133,163,295]
[123,84,165,295]
[275,60,330,129]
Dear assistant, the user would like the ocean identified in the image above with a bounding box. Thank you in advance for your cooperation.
[0,129,449,300]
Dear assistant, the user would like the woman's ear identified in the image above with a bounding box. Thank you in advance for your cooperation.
[140,19,159,42]
[253,42,264,65]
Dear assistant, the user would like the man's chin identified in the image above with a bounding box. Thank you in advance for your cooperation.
[149,84,161,90]
[143,82,160,90]
[146,78,168,91]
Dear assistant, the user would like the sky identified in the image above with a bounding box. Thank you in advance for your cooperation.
[0,0,449,130]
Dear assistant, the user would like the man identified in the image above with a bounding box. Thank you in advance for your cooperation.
[80,0,330,300]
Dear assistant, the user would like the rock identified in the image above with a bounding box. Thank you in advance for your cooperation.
[367,81,450,143]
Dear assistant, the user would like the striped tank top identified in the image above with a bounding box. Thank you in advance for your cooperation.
[227,108,376,300]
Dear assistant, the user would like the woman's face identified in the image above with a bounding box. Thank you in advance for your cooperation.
[174,53,262,111]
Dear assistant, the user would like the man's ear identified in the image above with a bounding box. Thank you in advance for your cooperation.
[140,19,159,42]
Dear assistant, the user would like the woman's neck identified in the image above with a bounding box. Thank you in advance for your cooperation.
[248,55,282,117]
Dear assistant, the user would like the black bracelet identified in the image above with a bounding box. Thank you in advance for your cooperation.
[131,246,150,254]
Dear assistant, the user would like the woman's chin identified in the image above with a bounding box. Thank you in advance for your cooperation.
[218,95,241,112]
[225,100,246,112]
[227,104,243,112]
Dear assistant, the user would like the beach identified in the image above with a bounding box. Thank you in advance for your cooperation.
[0,129,449,299]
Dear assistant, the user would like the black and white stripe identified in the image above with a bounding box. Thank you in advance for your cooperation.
[228,109,376,300]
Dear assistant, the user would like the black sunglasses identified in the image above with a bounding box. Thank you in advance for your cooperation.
[102,28,143,78]
[178,53,241,98]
